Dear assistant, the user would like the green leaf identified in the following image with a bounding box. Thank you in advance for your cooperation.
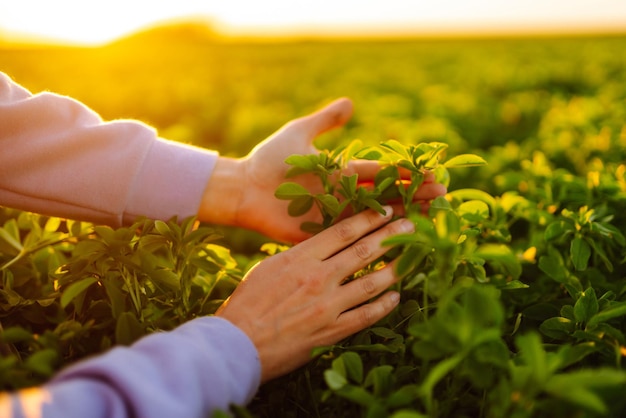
[443,154,487,168]
[115,312,144,345]
[288,195,314,217]
[44,217,62,232]
[361,198,385,215]
[574,288,598,323]
[539,317,575,340]
[300,222,324,234]
[94,225,116,242]
[419,352,464,398]
[556,343,600,369]
[339,174,358,199]
[324,369,348,390]
[428,196,452,213]
[154,220,171,237]
[390,411,428,418]
[150,268,181,291]
[24,349,58,376]
[570,236,591,271]
[457,200,490,223]
[475,244,522,279]
[395,244,431,278]
[364,365,394,396]
[340,352,364,384]
[274,182,311,199]
[386,385,421,408]
[61,277,98,308]
[591,221,626,245]
[538,253,568,283]
[370,327,401,339]
[0,326,34,343]
[587,302,626,327]
[315,194,342,217]
[0,220,23,252]
[341,139,364,165]
[545,384,607,415]
[499,280,529,290]
[587,238,614,272]
[376,175,396,192]
[354,147,383,161]
[447,188,496,209]
[284,154,317,171]
[544,221,574,241]
[103,279,127,319]
[380,139,411,159]
[334,385,378,407]
[544,369,626,414]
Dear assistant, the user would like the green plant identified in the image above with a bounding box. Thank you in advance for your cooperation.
[0,212,240,390]
[248,139,626,418]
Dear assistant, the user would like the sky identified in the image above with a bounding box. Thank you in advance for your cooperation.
[1,0,626,45]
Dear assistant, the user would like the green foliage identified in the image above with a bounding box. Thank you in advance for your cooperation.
[260,135,626,417]
[3,32,626,417]
[0,213,240,390]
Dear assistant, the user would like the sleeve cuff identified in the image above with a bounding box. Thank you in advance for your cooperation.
[123,139,219,224]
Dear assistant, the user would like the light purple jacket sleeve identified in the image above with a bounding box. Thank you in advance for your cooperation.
[4,317,261,418]
[0,73,262,416]
[0,71,218,227]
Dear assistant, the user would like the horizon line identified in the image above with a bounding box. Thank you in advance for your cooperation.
[2,18,626,47]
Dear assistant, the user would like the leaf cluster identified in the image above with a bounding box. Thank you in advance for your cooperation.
[0,213,240,390]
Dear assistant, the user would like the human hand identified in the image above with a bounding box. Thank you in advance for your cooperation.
[198,98,446,243]
[216,207,413,382]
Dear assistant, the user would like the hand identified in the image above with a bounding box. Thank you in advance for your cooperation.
[198,98,446,243]
[216,207,414,382]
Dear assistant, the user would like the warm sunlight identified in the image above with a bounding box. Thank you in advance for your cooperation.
[1,0,626,44]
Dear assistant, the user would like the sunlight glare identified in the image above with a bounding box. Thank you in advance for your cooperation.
[1,0,626,45]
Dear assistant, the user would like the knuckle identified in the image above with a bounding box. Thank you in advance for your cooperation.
[303,274,325,294]
[352,241,372,261]
[333,221,356,242]
[360,276,377,296]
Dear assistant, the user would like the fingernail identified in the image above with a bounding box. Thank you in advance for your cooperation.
[390,292,400,304]
[382,205,393,217]
[399,218,415,233]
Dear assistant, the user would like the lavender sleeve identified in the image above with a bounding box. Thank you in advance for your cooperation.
[4,317,262,418]
[0,71,218,227]
[0,73,262,416]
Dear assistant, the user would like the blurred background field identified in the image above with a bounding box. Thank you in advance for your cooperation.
[2,25,625,189]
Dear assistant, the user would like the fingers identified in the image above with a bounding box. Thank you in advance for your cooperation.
[413,181,447,201]
[326,217,414,279]
[296,97,353,138]
[321,291,401,343]
[345,159,381,181]
[333,260,400,312]
[298,206,394,260]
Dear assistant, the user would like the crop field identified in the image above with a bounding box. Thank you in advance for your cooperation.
[2,26,626,417]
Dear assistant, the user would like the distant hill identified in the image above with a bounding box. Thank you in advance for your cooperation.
[0,20,221,48]
[109,21,220,46]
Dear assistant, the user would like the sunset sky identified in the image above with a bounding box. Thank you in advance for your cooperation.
[1,0,626,45]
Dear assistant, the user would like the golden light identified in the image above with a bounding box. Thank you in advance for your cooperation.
[1,0,626,45]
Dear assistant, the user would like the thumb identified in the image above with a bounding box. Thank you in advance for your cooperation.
[296,97,354,138]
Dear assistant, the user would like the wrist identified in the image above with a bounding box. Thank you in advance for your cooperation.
[198,156,245,226]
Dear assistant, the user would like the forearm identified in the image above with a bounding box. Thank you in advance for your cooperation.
[2,317,261,418]
[0,72,218,226]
